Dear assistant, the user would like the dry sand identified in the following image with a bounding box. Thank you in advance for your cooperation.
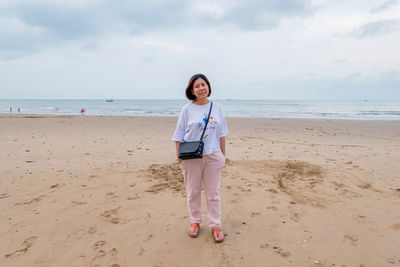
[0,115,399,267]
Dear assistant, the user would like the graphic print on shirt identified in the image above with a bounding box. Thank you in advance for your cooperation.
[197,112,217,139]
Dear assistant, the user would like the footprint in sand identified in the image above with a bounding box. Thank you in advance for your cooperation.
[109,248,119,256]
[105,192,118,199]
[100,207,120,218]
[100,207,125,224]
[72,201,87,206]
[343,234,358,246]
[145,234,154,241]
[93,240,106,250]
[127,195,141,200]
[138,247,145,256]
[92,240,107,261]
[111,218,120,224]
[5,236,37,258]
[358,183,381,193]
[50,183,64,189]
[92,250,106,261]
[15,196,42,205]
[0,193,10,199]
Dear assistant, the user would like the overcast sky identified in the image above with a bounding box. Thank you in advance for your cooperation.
[0,0,399,100]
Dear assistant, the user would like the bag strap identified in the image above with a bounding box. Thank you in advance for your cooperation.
[200,101,213,141]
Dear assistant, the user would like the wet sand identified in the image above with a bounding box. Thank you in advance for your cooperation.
[0,115,399,266]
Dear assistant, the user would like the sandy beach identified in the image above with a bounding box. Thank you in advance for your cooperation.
[0,115,399,267]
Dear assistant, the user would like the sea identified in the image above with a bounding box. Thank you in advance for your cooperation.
[1,99,400,120]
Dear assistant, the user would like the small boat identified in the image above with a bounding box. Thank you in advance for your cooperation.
[105,99,114,102]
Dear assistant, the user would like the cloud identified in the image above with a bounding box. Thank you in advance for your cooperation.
[355,19,400,38]
[370,0,399,13]
[0,0,313,59]
[192,0,313,30]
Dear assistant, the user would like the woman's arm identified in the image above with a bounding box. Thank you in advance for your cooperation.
[175,141,182,163]
[220,136,226,156]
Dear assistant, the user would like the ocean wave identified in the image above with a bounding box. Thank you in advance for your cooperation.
[40,106,59,112]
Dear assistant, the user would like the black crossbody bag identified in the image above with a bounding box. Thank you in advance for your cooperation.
[178,102,213,160]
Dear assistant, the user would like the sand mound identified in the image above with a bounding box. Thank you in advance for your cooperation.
[146,163,184,194]
[274,161,323,190]
[145,159,325,207]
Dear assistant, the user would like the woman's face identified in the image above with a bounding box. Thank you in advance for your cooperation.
[192,78,209,101]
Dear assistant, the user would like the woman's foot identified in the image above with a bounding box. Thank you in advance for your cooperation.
[187,223,200,238]
[211,227,224,243]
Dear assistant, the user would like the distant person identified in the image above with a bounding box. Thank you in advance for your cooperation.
[9,107,12,113]
[80,108,86,115]
[172,74,228,243]
[18,108,20,113]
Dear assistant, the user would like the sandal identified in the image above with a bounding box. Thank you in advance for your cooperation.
[211,227,224,243]
[187,223,200,238]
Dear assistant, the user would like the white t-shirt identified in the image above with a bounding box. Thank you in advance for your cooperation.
[172,101,228,155]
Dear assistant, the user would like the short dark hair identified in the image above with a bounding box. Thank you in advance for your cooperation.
[185,73,212,100]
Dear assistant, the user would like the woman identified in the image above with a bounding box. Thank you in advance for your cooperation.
[172,74,228,243]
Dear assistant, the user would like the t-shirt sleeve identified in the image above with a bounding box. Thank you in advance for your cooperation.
[218,107,228,138]
[172,107,186,142]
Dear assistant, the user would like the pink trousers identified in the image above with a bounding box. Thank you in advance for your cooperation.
[180,151,225,228]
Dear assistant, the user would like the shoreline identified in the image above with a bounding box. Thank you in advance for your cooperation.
[2,113,400,121]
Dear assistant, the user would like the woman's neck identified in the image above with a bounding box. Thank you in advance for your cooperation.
[193,98,210,105]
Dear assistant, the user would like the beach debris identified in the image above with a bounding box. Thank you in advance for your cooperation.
[388,259,395,264]
[242,222,246,225]
[314,260,320,264]
[273,246,281,253]
[259,243,268,248]
[358,214,366,218]
[289,201,296,204]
